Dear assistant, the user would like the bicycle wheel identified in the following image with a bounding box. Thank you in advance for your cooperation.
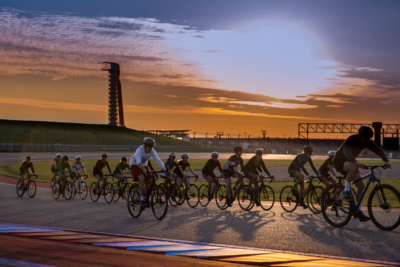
[215,185,228,210]
[368,184,400,231]
[186,184,199,208]
[16,180,24,197]
[308,186,324,214]
[104,182,114,203]
[168,185,179,207]
[151,185,168,220]
[280,186,298,212]
[258,185,275,211]
[79,182,88,200]
[321,184,353,228]
[199,184,211,207]
[27,181,36,198]
[122,183,131,201]
[70,184,77,199]
[112,182,121,202]
[238,186,254,211]
[64,182,72,200]
[127,184,142,218]
[89,182,100,202]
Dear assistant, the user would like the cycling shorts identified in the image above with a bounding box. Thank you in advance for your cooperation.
[93,170,103,178]
[288,168,299,177]
[222,169,234,180]
[202,172,216,180]
[130,165,152,182]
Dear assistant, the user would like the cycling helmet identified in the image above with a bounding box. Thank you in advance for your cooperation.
[303,146,313,154]
[56,153,62,158]
[169,152,176,158]
[121,156,127,162]
[255,149,263,156]
[26,156,32,160]
[143,137,155,147]
[181,153,189,159]
[328,150,336,157]
[358,126,374,138]
[234,146,243,152]
[75,155,81,160]
[101,153,108,159]
[62,155,69,161]
[211,151,219,157]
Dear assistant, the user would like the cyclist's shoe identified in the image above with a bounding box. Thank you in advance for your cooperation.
[140,201,146,209]
[207,194,213,201]
[56,183,60,189]
[291,188,299,198]
[93,189,97,195]
[342,190,353,202]
[255,201,261,206]
[18,186,23,190]
[51,182,54,186]
[185,195,190,200]
[300,200,308,209]
[145,200,151,208]
[354,210,371,221]
[226,198,233,207]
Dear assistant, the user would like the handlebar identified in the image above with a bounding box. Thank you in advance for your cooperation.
[27,174,38,179]
[103,174,114,181]
[259,175,274,183]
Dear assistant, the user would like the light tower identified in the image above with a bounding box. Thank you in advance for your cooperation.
[100,62,125,127]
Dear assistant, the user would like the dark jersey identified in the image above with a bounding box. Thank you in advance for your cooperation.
[113,162,129,174]
[173,161,190,178]
[20,161,34,174]
[318,158,334,175]
[202,159,222,178]
[56,161,72,174]
[223,155,244,174]
[93,159,112,174]
[165,160,178,171]
[288,153,318,176]
[244,156,271,176]
[335,134,388,163]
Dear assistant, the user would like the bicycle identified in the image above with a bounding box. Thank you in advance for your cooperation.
[16,174,38,198]
[70,174,88,200]
[89,174,114,203]
[247,175,275,211]
[53,175,72,201]
[321,165,400,231]
[112,175,132,202]
[126,171,168,220]
[198,176,226,208]
[280,176,324,214]
[216,174,254,211]
[170,175,199,208]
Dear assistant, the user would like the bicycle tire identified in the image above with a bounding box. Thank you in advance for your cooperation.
[151,185,168,220]
[27,180,36,198]
[122,183,131,201]
[321,184,352,228]
[64,182,72,200]
[112,182,121,202]
[104,182,114,203]
[259,185,275,211]
[368,184,400,231]
[308,186,324,214]
[79,181,88,200]
[280,186,298,212]
[238,186,254,211]
[89,182,100,202]
[16,180,24,197]
[127,184,142,218]
[53,184,61,200]
[176,186,185,206]
[215,185,228,210]
[198,184,211,207]
[186,184,199,208]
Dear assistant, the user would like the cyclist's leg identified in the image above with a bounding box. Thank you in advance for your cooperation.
[205,175,213,193]
[251,173,259,190]
[138,174,146,200]
[51,170,56,184]
[94,174,102,192]
[294,171,304,193]
[225,177,232,198]
[70,174,77,187]
[146,173,153,202]
[19,171,25,188]
[327,176,336,185]
[342,161,363,198]
[116,174,124,188]
[176,175,185,190]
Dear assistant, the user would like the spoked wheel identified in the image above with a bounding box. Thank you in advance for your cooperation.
[321,184,353,228]
[199,184,211,207]
[280,186,298,212]
[63,182,72,200]
[368,184,400,231]
[122,183,131,201]
[258,185,275,211]
[53,183,61,200]
[186,184,199,208]
[308,186,324,214]
[127,184,142,218]
[70,184,77,199]
[215,185,229,210]
[27,180,37,198]
[238,186,254,211]
[16,180,25,197]
[79,182,88,200]
[112,182,121,202]
[90,182,100,202]
[104,182,114,203]
[151,185,168,220]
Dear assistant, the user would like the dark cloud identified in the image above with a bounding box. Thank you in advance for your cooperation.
[97,22,143,31]
[193,35,204,38]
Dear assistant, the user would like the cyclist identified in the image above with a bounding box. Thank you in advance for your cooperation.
[55,155,73,193]
[244,149,274,206]
[318,150,338,189]
[334,126,391,221]
[92,154,112,194]
[202,152,223,199]
[71,156,88,191]
[113,157,129,191]
[288,146,319,208]
[51,153,62,186]
[159,152,178,189]
[223,146,244,207]
[19,156,35,190]
[130,137,166,208]
[172,153,198,198]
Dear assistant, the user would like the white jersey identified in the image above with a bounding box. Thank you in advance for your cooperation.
[130,146,164,169]
[72,162,85,171]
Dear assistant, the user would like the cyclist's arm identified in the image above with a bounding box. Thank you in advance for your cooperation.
[148,160,156,172]
[67,165,73,176]
[366,141,389,163]
[106,163,112,174]
[309,159,318,175]
[301,165,309,176]
[30,163,35,175]
[188,166,197,176]
[217,161,223,174]
[82,167,88,176]
[343,138,357,163]
[328,165,337,177]
[151,149,165,170]
[52,160,57,169]
[260,161,271,176]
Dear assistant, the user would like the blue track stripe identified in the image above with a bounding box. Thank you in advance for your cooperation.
[0,257,54,267]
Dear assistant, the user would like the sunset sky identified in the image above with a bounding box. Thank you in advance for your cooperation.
[1,1,400,137]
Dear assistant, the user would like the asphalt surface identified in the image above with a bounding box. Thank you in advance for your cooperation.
[1,183,399,263]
